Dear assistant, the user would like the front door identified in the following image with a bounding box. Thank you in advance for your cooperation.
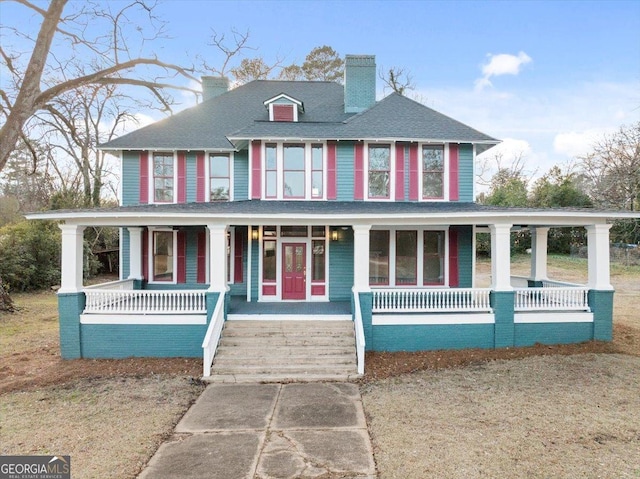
[282,243,306,300]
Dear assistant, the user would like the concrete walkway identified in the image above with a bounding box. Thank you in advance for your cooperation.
[138,382,376,479]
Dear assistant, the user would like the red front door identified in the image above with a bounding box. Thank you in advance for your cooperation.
[282,243,306,300]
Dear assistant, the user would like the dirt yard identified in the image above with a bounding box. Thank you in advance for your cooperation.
[1,255,639,478]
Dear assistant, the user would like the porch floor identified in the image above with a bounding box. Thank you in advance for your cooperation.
[228,297,352,316]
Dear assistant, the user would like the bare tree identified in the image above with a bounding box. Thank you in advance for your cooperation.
[476,151,533,189]
[201,28,253,77]
[231,57,284,85]
[0,0,198,173]
[380,66,415,95]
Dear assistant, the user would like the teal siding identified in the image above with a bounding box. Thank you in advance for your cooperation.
[58,293,85,359]
[122,151,140,206]
[458,143,474,202]
[186,227,198,284]
[251,235,259,301]
[372,324,494,351]
[234,150,249,200]
[514,323,593,347]
[358,292,373,349]
[186,152,197,203]
[80,323,207,358]
[121,228,130,279]
[456,225,474,288]
[589,290,614,341]
[336,142,354,201]
[492,291,515,348]
[329,228,354,301]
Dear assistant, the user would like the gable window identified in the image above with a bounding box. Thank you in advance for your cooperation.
[210,154,230,200]
[153,153,174,202]
[283,144,305,198]
[311,144,323,198]
[265,144,277,198]
[368,145,391,199]
[422,145,444,199]
[152,230,175,282]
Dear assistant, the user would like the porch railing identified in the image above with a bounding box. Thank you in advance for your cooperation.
[514,287,589,311]
[83,289,207,314]
[352,290,366,375]
[202,292,226,377]
[83,279,135,291]
[541,279,584,288]
[372,288,492,313]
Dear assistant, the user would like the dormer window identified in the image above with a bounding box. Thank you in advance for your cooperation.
[263,93,304,122]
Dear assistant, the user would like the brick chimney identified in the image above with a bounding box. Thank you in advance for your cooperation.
[201,76,229,102]
[344,55,376,113]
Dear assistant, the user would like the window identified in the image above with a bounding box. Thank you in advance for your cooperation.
[369,230,390,285]
[153,230,174,282]
[210,154,230,200]
[280,226,308,237]
[263,240,277,282]
[312,240,325,282]
[265,144,277,198]
[368,145,391,198]
[311,144,323,198]
[283,144,305,198]
[396,231,417,285]
[422,145,444,199]
[423,231,444,285]
[153,153,174,202]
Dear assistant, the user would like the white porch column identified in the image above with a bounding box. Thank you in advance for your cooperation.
[207,223,228,292]
[587,224,613,290]
[127,227,143,280]
[353,224,371,292]
[58,224,86,293]
[530,227,549,281]
[490,223,513,291]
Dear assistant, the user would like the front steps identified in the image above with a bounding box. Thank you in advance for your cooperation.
[204,320,360,383]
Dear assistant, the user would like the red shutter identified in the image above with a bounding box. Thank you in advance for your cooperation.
[354,142,364,200]
[449,144,459,201]
[177,230,186,284]
[251,140,262,199]
[395,143,405,201]
[449,228,459,287]
[140,151,149,203]
[177,152,186,203]
[273,104,294,121]
[233,228,244,283]
[142,229,149,281]
[409,144,419,201]
[196,230,207,283]
[196,153,206,202]
[327,141,337,200]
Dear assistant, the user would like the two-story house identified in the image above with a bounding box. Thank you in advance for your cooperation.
[28,55,639,381]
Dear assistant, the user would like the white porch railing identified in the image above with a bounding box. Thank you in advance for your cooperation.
[514,287,589,311]
[202,292,226,377]
[83,279,135,291]
[83,289,207,314]
[541,279,584,288]
[352,290,366,375]
[372,288,492,313]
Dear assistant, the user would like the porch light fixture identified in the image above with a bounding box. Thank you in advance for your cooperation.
[251,228,259,240]
[331,229,339,241]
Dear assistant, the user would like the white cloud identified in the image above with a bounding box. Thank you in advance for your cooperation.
[475,51,532,91]
[553,128,614,159]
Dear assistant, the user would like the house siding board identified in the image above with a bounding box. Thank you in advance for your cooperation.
[196,230,207,284]
[121,228,130,279]
[371,324,494,352]
[122,151,140,206]
[234,149,249,200]
[456,225,474,288]
[196,153,206,202]
[492,291,515,348]
[336,142,355,201]
[458,143,474,202]
[589,290,614,341]
[185,228,198,284]
[329,228,354,301]
[58,293,85,359]
[186,152,197,203]
[514,323,593,347]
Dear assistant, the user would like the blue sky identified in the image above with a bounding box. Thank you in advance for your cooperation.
[3,0,640,185]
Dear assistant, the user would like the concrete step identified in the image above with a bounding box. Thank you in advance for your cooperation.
[218,336,355,347]
[209,363,357,375]
[221,328,354,338]
[213,354,355,367]
[215,345,355,357]
[203,372,362,383]
[224,320,354,331]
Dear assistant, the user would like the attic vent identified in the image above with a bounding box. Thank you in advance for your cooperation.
[273,104,294,122]
[264,93,304,122]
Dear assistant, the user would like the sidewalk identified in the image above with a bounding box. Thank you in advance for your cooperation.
[138,382,376,478]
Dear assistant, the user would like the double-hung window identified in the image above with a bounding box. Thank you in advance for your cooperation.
[311,144,323,198]
[153,153,174,202]
[210,154,230,200]
[152,230,175,282]
[265,144,277,198]
[422,145,444,199]
[283,144,305,198]
[368,145,391,199]
[262,143,325,200]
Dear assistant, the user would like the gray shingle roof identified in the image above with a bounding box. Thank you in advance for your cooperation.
[101,80,498,150]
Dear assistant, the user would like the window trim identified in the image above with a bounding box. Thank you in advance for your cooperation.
[419,143,449,201]
[282,143,306,199]
[207,152,234,202]
[365,143,394,201]
[150,151,177,204]
[147,228,177,284]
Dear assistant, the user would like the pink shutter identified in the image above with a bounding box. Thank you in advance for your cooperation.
[251,140,262,199]
[196,231,207,283]
[449,144,459,201]
[177,230,186,283]
[354,142,364,200]
[177,152,186,203]
[395,143,405,201]
[449,228,459,287]
[142,229,149,281]
[327,141,337,200]
[409,144,419,201]
[234,229,244,283]
[139,151,149,203]
[273,104,294,121]
[196,153,206,202]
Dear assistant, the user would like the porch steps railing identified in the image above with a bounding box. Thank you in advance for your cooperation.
[83,289,206,314]
[372,288,492,313]
[514,287,590,311]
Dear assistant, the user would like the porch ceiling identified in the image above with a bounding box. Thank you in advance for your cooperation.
[26,200,639,227]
